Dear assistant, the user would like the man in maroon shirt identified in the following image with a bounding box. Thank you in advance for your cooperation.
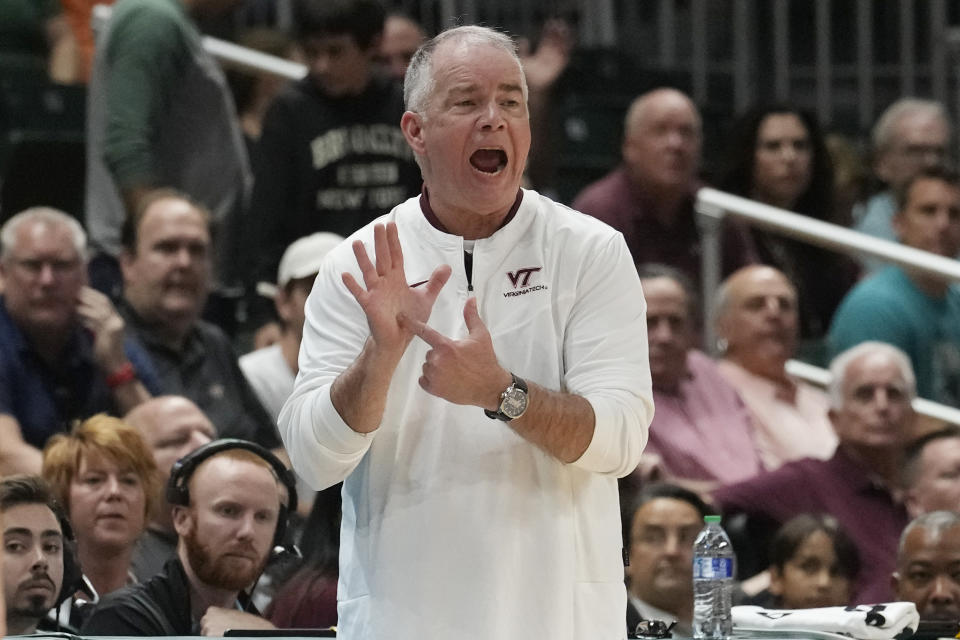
[714,341,915,604]
[572,87,756,286]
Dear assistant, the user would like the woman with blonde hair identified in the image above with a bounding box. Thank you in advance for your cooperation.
[42,414,159,603]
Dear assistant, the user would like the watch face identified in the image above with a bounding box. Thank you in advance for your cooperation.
[501,387,528,419]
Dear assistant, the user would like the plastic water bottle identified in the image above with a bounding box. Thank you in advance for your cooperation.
[692,515,736,640]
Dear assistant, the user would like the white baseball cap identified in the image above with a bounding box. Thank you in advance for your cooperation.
[257,232,344,297]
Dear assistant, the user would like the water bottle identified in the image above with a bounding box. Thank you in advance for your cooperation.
[692,515,736,640]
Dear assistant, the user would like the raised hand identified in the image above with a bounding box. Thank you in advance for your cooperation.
[342,222,451,361]
[519,19,574,92]
[399,297,511,409]
[76,286,128,373]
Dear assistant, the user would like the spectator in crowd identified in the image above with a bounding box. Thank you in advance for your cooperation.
[264,483,341,629]
[85,0,252,298]
[718,106,859,338]
[119,189,281,451]
[637,263,762,486]
[0,207,157,477]
[240,232,343,421]
[81,441,294,636]
[714,265,837,468]
[279,25,652,640]
[1,475,67,636]
[42,415,158,602]
[714,341,914,604]
[756,514,859,609]
[624,483,709,637]
[572,87,756,286]
[893,510,960,620]
[829,166,960,406]
[855,99,951,259]
[902,425,960,518]
[249,0,422,289]
[124,396,215,582]
[377,13,425,82]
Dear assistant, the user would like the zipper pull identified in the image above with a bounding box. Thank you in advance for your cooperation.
[463,250,474,292]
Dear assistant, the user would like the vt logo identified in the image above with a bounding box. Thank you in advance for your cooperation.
[503,266,548,298]
[507,267,541,288]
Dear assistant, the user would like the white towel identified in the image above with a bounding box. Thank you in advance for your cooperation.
[732,603,919,640]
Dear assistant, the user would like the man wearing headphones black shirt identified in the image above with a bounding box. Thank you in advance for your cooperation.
[80,440,297,636]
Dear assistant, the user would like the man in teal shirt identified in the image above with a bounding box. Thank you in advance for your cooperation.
[830,166,960,404]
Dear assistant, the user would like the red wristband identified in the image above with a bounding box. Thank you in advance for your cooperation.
[105,362,137,389]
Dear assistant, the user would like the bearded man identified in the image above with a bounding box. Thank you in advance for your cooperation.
[80,441,291,636]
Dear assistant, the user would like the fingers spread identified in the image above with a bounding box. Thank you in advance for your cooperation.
[386,222,404,272]
[424,264,452,300]
[373,223,390,276]
[342,272,365,301]
[352,239,376,284]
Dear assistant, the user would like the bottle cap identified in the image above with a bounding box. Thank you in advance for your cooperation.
[704,515,721,523]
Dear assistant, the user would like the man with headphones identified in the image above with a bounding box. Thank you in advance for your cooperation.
[80,439,297,636]
[0,475,68,635]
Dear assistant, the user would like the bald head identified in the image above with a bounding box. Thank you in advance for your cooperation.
[622,88,701,199]
[126,396,216,530]
[625,89,700,137]
[125,396,215,483]
[714,265,798,379]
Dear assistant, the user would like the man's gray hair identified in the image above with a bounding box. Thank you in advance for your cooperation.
[403,25,527,115]
[872,98,950,154]
[826,341,916,409]
[0,207,87,261]
[898,510,960,557]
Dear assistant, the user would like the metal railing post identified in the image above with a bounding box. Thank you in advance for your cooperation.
[695,198,726,355]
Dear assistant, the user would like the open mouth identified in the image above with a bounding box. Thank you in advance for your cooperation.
[469,148,507,174]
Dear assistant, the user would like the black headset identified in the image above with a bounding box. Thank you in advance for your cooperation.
[166,439,298,549]
[52,502,85,609]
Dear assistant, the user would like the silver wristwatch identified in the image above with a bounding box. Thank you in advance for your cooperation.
[484,373,528,422]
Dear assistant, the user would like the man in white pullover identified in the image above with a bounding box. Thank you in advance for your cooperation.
[279,24,653,640]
